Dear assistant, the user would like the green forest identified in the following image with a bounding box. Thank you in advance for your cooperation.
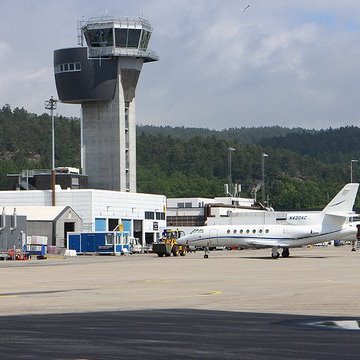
[1,104,360,210]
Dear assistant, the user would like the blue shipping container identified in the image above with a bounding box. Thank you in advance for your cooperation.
[68,231,130,255]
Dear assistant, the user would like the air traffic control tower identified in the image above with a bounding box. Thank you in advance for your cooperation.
[54,17,158,192]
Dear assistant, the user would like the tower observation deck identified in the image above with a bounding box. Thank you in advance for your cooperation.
[54,16,158,192]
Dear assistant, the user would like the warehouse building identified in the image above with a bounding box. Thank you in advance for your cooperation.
[0,209,27,252]
[0,189,166,247]
[1,206,83,248]
[7,168,88,190]
[167,196,261,226]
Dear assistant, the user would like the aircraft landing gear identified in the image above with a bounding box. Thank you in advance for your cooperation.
[351,241,356,252]
[204,245,210,259]
[271,247,280,259]
[282,248,290,258]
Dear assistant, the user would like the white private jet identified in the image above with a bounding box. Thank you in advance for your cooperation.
[177,183,360,259]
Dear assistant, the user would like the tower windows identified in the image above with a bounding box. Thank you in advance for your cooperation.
[84,28,114,47]
[115,29,141,48]
[55,62,81,74]
[125,106,129,130]
[140,30,150,50]
[124,102,130,191]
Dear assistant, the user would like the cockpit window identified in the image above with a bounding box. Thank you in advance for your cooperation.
[190,228,204,234]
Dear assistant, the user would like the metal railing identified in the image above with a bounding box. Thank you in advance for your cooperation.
[78,16,153,46]
[87,46,158,60]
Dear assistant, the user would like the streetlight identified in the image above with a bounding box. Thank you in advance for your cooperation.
[350,159,358,183]
[261,153,269,204]
[45,96,58,206]
[228,147,236,196]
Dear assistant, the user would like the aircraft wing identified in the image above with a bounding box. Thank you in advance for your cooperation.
[246,239,289,249]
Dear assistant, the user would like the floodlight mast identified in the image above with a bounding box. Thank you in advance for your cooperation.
[227,147,236,196]
[350,159,358,183]
[45,96,58,206]
[261,153,269,205]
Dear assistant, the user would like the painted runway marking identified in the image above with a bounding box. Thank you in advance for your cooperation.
[198,290,222,296]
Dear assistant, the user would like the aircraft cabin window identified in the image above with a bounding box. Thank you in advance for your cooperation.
[252,229,256,234]
[240,229,243,234]
[259,229,263,234]
[233,230,237,234]
[227,230,231,234]
[265,229,269,233]
[246,229,250,234]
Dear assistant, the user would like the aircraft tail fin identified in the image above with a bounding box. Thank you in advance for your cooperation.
[322,183,359,215]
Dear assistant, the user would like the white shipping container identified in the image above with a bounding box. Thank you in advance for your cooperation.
[27,245,47,252]
[30,236,48,245]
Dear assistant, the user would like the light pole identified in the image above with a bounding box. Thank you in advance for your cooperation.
[228,147,236,196]
[45,96,58,206]
[261,153,269,204]
[350,160,358,183]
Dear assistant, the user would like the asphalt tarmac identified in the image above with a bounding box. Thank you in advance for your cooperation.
[0,309,360,359]
[0,246,359,359]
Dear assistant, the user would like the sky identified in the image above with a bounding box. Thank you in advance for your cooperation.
[1,0,360,130]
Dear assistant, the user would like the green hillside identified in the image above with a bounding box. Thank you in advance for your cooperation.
[260,126,360,163]
[1,104,359,210]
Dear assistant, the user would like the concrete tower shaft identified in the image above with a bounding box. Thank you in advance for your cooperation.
[54,16,158,192]
[82,58,142,191]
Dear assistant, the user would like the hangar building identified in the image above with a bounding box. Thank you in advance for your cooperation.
[1,206,83,248]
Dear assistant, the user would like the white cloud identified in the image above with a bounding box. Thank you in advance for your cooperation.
[22,67,52,81]
[1,0,360,129]
[0,41,10,62]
